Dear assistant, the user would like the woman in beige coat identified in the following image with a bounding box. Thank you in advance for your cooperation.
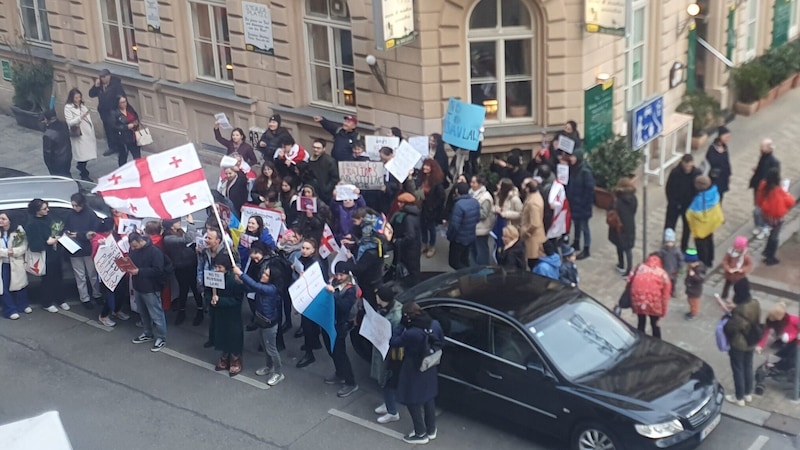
[494,178,523,228]
[520,180,546,270]
[0,212,31,319]
[64,88,98,181]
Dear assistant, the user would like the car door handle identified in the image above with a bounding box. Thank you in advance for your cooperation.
[486,371,503,380]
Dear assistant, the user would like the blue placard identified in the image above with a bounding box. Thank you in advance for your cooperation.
[442,98,486,151]
[630,96,664,149]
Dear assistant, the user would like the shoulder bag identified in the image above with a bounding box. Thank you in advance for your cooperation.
[135,127,154,146]
[24,250,47,276]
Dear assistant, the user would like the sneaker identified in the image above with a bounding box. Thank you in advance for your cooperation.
[113,311,131,321]
[44,305,59,313]
[255,366,273,376]
[23,307,32,314]
[9,313,20,320]
[752,227,762,236]
[744,394,753,403]
[59,302,71,311]
[615,265,626,274]
[81,301,94,310]
[132,334,153,344]
[267,373,285,386]
[377,413,400,424]
[324,374,346,385]
[725,394,745,407]
[756,228,770,240]
[98,316,117,327]
[374,404,388,415]
[684,312,696,321]
[151,338,166,352]
[403,433,429,445]
[337,384,359,398]
[428,429,437,440]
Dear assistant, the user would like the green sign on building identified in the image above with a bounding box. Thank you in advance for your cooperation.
[1,60,10,81]
[583,80,614,153]
[772,0,792,48]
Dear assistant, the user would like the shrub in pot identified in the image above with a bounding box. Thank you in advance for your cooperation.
[585,136,643,209]
[675,91,721,149]
[731,60,770,115]
[6,41,54,130]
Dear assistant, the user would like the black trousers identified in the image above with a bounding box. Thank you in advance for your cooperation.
[407,399,437,437]
[448,241,470,270]
[729,349,754,400]
[302,315,321,351]
[616,246,633,275]
[694,234,714,267]
[322,329,355,385]
[117,142,141,167]
[664,203,692,252]
[637,314,661,339]
[40,251,64,307]
[175,266,202,311]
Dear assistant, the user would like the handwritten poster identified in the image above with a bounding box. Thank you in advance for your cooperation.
[93,235,125,291]
[240,203,285,243]
[338,162,385,190]
[408,135,429,168]
[557,163,570,185]
[289,262,327,313]
[242,1,275,55]
[365,135,399,162]
[442,97,485,151]
[145,0,160,33]
[384,140,422,183]
[204,270,226,289]
[558,135,576,154]
[359,300,392,359]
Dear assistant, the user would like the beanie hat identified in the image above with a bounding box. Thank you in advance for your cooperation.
[694,175,712,191]
[684,248,699,263]
[334,261,352,275]
[507,155,521,168]
[733,278,751,303]
[269,114,281,126]
[376,284,396,303]
[561,245,575,258]
[733,236,748,250]
[663,228,676,243]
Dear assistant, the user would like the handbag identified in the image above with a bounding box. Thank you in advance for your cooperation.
[253,310,274,328]
[69,125,82,137]
[24,250,47,276]
[135,127,154,146]
[419,328,443,372]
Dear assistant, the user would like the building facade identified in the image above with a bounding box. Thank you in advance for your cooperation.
[0,0,798,158]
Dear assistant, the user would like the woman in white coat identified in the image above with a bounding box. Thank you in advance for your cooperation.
[64,88,98,181]
[0,212,31,320]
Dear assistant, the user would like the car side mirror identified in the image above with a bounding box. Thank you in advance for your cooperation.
[527,360,555,381]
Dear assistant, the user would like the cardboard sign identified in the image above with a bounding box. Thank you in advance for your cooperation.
[384,140,422,183]
[204,270,226,289]
[239,204,285,244]
[364,135,399,161]
[557,135,576,154]
[338,162,385,190]
[93,235,125,291]
[442,97,485,151]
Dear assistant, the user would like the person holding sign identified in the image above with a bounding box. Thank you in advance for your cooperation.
[207,255,245,377]
[295,238,326,368]
[127,232,168,353]
[321,262,359,398]
[257,114,292,162]
[294,185,332,245]
[370,285,404,424]
[214,121,257,166]
[65,193,103,310]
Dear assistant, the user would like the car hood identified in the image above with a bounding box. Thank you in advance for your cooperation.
[572,336,716,421]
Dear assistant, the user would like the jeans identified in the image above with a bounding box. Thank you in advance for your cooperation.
[407,399,437,437]
[664,203,692,252]
[71,256,102,304]
[383,387,399,415]
[616,246,632,275]
[470,235,490,266]
[322,329,356,385]
[448,241,471,270]
[117,143,141,167]
[764,221,783,261]
[729,349,754,400]
[259,324,282,373]
[135,290,167,340]
[572,219,591,249]
[695,234,714,267]
[0,263,29,317]
[637,314,661,339]
[421,217,437,247]
[175,266,202,311]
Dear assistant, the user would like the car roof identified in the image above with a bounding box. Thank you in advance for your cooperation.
[397,266,580,325]
[0,176,86,204]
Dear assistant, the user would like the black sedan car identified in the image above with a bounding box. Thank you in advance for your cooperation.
[395,267,723,450]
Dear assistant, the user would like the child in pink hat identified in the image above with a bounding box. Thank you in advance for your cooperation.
[719,236,753,302]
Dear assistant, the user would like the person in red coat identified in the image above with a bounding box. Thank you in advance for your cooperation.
[755,167,796,266]
[629,253,672,339]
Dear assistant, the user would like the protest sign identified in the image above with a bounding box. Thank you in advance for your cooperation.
[365,135,399,161]
[214,113,233,130]
[240,204,285,243]
[558,135,576,154]
[338,162,385,190]
[557,163,570,185]
[204,270,226,289]
[442,97,485,151]
[93,235,125,291]
[408,136,429,169]
[289,262,337,352]
[359,301,392,359]
[335,184,359,201]
[117,218,142,235]
[384,140,422,183]
[297,196,317,213]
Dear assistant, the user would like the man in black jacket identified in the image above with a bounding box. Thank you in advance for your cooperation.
[257,114,292,161]
[308,138,340,204]
[41,109,72,177]
[664,154,701,252]
[748,138,780,238]
[126,232,168,352]
[88,69,126,156]
[65,193,102,310]
[313,114,360,162]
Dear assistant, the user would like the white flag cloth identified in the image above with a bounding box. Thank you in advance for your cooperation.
[92,144,213,219]
[318,223,340,259]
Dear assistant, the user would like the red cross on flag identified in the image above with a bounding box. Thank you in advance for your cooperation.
[318,223,340,259]
[92,144,213,219]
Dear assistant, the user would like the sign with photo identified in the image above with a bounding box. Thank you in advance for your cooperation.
[242,1,275,55]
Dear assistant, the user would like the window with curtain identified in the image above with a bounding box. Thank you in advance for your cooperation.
[304,0,356,108]
[190,1,234,83]
[625,2,647,109]
[100,0,138,63]
[468,0,535,122]
[20,0,51,45]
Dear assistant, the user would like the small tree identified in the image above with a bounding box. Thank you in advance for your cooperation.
[4,37,53,112]
[586,136,643,189]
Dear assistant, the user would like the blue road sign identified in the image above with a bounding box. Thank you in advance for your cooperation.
[630,96,664,149]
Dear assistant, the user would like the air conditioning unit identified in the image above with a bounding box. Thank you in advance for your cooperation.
[330,0,349,18]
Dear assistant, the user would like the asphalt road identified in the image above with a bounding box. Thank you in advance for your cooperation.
[1,295,797,450]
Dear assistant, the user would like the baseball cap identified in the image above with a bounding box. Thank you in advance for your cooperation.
[98,69,111,77]
[343,115,358,124]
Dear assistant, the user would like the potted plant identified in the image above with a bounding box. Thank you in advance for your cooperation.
[790,39,800,88]
[759,45,796,97]
[730,60,770,116]
[6,39,54,130]
[585,135,643,209]
[675,91,721,150]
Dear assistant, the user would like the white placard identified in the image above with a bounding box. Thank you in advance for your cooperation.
[220,155,238,168]
[557,135,576,154]
[557,163,570,185]
[289,262,327,314]
[384,140,422,183]
[365,135,399,162]
[145,0,160,32]
[93,235,125,291]
[214,113,233,130]
[57,235,81,254]
[239,204,284,244]
[408,135,429,169]
[117,218,142,235]
[338,162,385,190]
[242,1,275,56]
[204,270,226,289]
[116,236,130,254]
[335,184,359,201]
[782,179,790,192]
[359,300,393,359]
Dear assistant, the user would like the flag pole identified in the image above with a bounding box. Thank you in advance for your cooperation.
[209,196,237,268]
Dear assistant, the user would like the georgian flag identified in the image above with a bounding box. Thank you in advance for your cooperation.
[318,223,340,259]
[93,144,213,219]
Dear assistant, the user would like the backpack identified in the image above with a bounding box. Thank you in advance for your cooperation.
[419,328,443,372]
[265,253,292,294]
[606,209,623,232]
[744,321,765,347]
[715,315,730,352]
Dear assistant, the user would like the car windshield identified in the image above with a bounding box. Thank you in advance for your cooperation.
[529,297,637,380]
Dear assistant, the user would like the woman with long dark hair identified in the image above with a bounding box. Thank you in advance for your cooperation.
[238,215,275,264]
[756,167,796,265]
[428,133,452,187]
[214,122,258,166]
[109,95,141,166]
[416,159,446,258]
[294,238,325,368]
[64,88,97,181]
[252,161,281,205]
[280,176,299,227]
[24,199,66,312]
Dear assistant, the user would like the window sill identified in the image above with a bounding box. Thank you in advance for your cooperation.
[271,104,376,132]
[483,123,561,138]
[156,80,256,105]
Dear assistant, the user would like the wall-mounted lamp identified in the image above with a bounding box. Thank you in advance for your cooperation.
[595,73,610,84]
[366,54,388,94]
[669,62,686,89]
[677,3,701,35]
[225,63,234,70]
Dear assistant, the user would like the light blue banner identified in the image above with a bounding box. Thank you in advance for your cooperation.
[442,98,485,151]
[302,289,337,352]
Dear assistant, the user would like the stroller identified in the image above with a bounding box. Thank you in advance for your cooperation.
[754,343,797,395]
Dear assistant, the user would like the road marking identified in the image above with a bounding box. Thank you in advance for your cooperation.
[59,310,114,333]
[747,435,769,450]
[159,348,270,390]
[328,409,404,441]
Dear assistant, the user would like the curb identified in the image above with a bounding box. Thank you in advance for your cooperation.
[721,403,800,437]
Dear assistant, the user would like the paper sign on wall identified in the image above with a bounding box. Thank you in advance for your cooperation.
[242,1,275,55]
[145,0,160,32]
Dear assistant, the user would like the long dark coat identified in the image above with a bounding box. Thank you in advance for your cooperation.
[608,188,637,250]
[390,318,444,405]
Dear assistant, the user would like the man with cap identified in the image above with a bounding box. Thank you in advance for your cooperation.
[257,114,293,161]
[41,109,72,177]
[723,278,761,406]
[88,68,126,156]
[313,114,360,162]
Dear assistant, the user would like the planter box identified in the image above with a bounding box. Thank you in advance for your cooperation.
[758,88,778,109]
[594,186,615,210]
[793,72,800,88]
[734,101,759,116]
[776,77,794,97]
[691,133,708,150]
[11,106,44,131]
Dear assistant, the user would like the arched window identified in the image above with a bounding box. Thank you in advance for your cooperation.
[468,0,535,123]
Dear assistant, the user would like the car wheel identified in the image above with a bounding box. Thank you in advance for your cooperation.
[571,423,621,450]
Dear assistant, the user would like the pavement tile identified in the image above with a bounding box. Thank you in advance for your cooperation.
[762,413,800,436]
